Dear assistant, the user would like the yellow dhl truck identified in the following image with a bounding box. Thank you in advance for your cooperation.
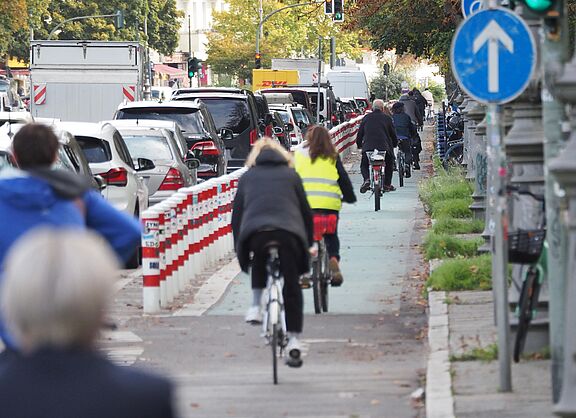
[252,69,299,91]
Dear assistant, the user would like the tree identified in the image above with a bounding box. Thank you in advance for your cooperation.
[5,0,182,62]
[370,70,407,100]
[346,0,460,74]
[206,0,363,83]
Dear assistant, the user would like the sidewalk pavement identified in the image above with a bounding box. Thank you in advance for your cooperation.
[427,289,554,418]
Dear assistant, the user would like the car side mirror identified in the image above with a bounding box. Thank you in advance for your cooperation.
[219,128,234,141]
[185,158,200,170]
[136,157,155,171]
[94,175,107,191]
[285,123,294,132]
[264,113,273,125]
[273,126,283,135]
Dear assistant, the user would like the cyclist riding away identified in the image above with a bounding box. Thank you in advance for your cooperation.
[356,99,398,194]
[294,125,356,287]
[391,101,418,175]
[232,138,313,368]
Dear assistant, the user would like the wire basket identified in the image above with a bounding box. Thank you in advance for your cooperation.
[508,229,546,264]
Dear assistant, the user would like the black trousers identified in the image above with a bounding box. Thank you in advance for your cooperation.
[248,230,303,333]
[361,151,394,187]
[313,209,340,261]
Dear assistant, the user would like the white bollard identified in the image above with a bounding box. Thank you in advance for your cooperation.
[142,208,161,314]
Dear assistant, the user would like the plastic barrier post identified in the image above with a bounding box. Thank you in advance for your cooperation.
[142,209,161,314]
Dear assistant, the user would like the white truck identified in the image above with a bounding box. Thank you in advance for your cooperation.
[30,40,145,122]
[271,58,325,85]
[326,68,370,101]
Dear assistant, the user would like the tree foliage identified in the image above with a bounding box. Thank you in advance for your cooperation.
[206,0,363,83]
[370,71,406,100]
[347,0,460,74]
[2,0,182,62]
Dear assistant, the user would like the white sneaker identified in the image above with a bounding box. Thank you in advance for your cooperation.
[285,336,303,368]
[245,306,262,324]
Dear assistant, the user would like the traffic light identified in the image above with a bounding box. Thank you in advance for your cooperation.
[333,0,344,22]
[325,0,333,15]
[114,10,124,29]
[255,53,262,69]
[521,0,554,13]
[188,57,199,77]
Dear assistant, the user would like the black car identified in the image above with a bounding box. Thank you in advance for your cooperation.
[270,110,290,150]
[171,91,261,171]
[114,100,226,178]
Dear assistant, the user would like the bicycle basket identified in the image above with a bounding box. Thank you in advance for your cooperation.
[313,213,338,241]
[508,229,545,264]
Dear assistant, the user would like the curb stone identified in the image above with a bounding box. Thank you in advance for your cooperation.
[426,291,455,418]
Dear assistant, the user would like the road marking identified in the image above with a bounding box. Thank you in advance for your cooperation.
[99,330,144,366]
[173,258,241,317]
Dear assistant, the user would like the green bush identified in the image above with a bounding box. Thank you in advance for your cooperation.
[433,217,485,235]
[424,232,484,260]
[427,255,492,291]
[432,198,473,219]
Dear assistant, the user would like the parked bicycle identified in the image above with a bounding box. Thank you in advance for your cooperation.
[507,187,547,362]
[310,213,337,314]
[261,244,288,384]
[367,149,386,212]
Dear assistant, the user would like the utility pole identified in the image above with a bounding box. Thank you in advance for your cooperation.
[188,15,193,88]
[317,37,322,124]
[330,37,336,69]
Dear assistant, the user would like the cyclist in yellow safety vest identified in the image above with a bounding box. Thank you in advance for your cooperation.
[294,125,356,286]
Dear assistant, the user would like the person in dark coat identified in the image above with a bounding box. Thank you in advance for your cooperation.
[398,89,423,127]
[411,88,427,129]
[391,101,417,171]
[355,99,398,193]
[0,229,176,418]
[232,137,313,368]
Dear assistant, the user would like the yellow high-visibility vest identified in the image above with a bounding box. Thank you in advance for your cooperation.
[294,149,342,211]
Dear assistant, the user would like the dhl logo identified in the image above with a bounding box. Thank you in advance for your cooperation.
[261,80,288,87]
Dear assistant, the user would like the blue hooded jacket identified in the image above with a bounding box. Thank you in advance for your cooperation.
[0,168,142,348]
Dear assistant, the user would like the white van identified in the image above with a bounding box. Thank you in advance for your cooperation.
[326,70,370,102]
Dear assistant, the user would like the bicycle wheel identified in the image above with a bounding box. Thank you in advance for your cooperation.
[397,153,404,187]
[374,178,381,212]
[513,268,542,362]
[312,257,322,314]
[271,323,278,384]
[321,245,329,312]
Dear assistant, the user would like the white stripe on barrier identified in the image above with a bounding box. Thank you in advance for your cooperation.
[139,115,363,314]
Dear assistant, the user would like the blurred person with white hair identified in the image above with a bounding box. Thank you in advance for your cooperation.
[355,99,398,193]
[0,229,176,418]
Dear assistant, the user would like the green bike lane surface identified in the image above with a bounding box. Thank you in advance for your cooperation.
[125,152,429,418]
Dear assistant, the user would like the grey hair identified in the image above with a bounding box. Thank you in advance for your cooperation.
[1,229,119,351]
[372,99,385,111]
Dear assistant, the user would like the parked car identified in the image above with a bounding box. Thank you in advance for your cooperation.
[257,88,314,116]
[57,121,150,217]
[269,110,290,150]
[170,91,260,171]
[299,84,338,128]
[354,97,371,113]
[0,122,104,191]
[269,104,310,150]
[114,100,226,179]
[340,99,362,121]
[113,126,198,204]
[0,110,33,128]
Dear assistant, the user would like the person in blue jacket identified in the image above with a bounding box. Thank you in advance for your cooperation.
[0,123,142,350]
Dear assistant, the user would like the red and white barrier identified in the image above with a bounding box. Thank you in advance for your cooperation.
[141,118,361,313]
[330,116,363,157]
[141,169,246,313]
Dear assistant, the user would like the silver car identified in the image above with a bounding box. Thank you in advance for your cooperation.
[115,126,198,205]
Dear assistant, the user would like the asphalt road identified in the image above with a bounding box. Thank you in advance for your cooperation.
[112,148,430,418]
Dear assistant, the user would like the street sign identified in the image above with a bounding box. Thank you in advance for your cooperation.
[451,8,536,104]
[462,0,483,18]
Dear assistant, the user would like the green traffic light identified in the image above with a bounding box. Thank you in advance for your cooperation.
[524,0,553,12]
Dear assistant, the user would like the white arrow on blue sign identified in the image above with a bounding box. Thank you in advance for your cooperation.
[462,0,483,18]
[451,7,536,104]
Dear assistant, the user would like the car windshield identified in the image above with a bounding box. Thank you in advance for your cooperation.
[308,92,324,111]
[198,98,251,134]
[54,147,78,172]
[292,109,310,125]
[75,136,112,163]
[276,111,290,124]
[116,108,204,134]
[123,135,173,161]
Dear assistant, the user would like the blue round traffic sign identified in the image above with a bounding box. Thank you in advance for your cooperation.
[451,8,536,104]
[462,0,483,18]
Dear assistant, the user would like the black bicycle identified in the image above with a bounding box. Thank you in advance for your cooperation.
[396,138,411,188]
[310,213,337,314]
[367,149,386,212]
[507,187,547,362]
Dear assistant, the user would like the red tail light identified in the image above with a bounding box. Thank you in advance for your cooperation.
[191,140,220,156]
[350,112,358,118]
[331,115,338,124]
[250,129,258,145]
[101,168,128,187]
[159,167,185,191]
